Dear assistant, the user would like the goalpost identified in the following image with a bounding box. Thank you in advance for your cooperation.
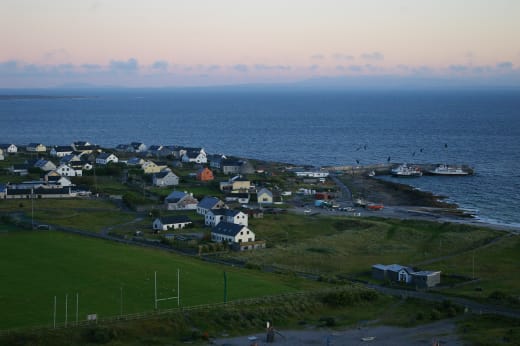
[154,269,180,310]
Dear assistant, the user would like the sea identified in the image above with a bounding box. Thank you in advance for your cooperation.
[1,88,519,228]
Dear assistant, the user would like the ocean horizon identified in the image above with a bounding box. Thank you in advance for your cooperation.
[1,88,519,227]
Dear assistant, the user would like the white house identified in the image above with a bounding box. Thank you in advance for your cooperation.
[153,170,179,187]
[126,157,145,166]
[0,144,18,154]
[257,188,273,205]
[26,143,47,152]
[130,142,147,153]
[55,164,81,177]
[34,158,56,172]
[46,175,73,187]
[152,216,192,232]
[295,171,329,178]
[50,146,74,158]
[164,191,199,210]
[197,196,226,216]
[181,148,207,164]
[95,153,119,165]
[0,148,4,161]
[211,222,255,244]
[205,209,248,227]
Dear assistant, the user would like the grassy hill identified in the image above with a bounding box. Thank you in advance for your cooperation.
[0,229,318,330]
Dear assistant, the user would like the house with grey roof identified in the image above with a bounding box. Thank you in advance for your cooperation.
[164,191,199,210]
[152,216,192,232]
[131,142,146,153]
[372,264,441,288]
[95,153,119,165]
[257,188,273,205]
[196,196,226,216]
[0,144,18,153]
[26,143,46,152]
[181,148,207,164]
[153,170,179,187]
[50,146,74,158]
[126,157,145,166]
[34,158,56,172]
[205,209,248,227]
[211,222,255,244]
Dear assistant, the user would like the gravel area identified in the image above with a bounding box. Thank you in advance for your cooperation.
[213,319,462,346]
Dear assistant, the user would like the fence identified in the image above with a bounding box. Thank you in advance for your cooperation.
[0,287,362,337]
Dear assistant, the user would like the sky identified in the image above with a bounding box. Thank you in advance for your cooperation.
[1,0,520,88]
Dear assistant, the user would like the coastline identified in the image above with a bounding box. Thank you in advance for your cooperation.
[329,171,520,233]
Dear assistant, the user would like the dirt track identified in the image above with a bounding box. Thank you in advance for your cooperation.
[214,319,462,345]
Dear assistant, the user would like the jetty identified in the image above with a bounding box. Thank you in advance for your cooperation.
[324,163,474,176]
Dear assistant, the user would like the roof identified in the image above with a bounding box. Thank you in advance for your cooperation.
[97,152,115,159]
[52,146,73,152]
[165,191,188,203]
[198,196,223,209]
[155,171,177,179]
[158,216,192,225]
[212,222,246,237]
[372,264,414,274]
[412,271,441,277]
[257,188,273,196]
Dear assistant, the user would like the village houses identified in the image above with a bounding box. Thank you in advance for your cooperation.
[153,170,179,187]
[95,153,119,165]
[152,216,192,232]
[164,191,199,210]
[205,209,248,227]
[196,196,227,216]
[26,143,47,153]
[0,144,18,154]
[196,167,214,181]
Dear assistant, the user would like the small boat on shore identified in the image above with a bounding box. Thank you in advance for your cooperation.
[391,164,422,177]
[426,164,470,176]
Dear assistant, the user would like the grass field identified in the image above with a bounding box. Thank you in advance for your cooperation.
[239,214,501,276]
[0,229,319,330]
[0,199,135,233]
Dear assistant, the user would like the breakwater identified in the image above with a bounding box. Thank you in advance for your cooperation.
[324,163,474,176]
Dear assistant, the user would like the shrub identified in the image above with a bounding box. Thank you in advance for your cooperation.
[83,326,118,344]
[430,308,441,320]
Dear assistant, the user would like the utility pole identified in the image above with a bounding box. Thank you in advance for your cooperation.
[53,296,56,328]
[120,286,123,316]
[76,293,79,326]
[65,294,68,327]
[223,271,228,303]
[472,251,475,279]
[154,271,157,310]
[31,188,34,229]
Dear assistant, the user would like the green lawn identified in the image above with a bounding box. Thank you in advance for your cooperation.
[0,230,319,329]
[239,214,501,276]
[425,234,520,299]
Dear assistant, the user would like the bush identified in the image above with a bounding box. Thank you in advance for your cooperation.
[319,316,336,327]
[84,326,118,344]
[430,308,442,320]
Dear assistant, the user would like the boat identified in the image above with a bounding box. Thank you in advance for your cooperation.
[426,164,470,176]
[391,164,422,177]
